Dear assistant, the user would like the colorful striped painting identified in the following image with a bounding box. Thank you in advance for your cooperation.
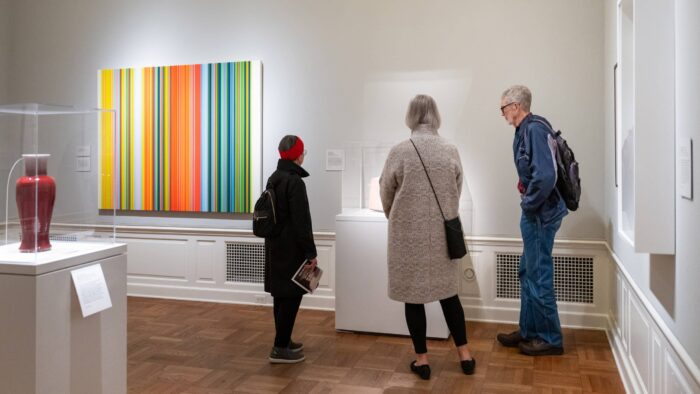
[98,61,262,213]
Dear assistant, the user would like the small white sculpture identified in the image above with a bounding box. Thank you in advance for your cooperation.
[368,177,383,212]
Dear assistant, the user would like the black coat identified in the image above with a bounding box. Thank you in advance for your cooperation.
[264,159,317,297]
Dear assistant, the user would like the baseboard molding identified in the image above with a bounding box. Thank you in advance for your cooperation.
[126,279,609,330]
[125,286,600,331]
[127,282,336,311]
[462,304,609,330]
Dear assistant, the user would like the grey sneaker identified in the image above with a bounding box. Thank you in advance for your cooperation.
[497,330,524,347]
[289,340,304,353]
[269,346,305,364]
[519,338,564,356]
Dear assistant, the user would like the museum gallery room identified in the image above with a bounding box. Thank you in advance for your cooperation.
[0,0,699,393]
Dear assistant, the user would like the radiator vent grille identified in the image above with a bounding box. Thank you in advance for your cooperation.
[49,234,79,242]
[496,253,594,304]
[19,233,82,242]
[226,241,266,284]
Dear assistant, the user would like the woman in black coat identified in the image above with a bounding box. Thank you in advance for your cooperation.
[264,135,317,364]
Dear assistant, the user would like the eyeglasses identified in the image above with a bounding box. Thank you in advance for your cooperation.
[500,102,517,115]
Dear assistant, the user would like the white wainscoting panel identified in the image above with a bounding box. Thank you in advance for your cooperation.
[629,295,651,392]
[666,352,694,394]
[459,250,482,298]
[122,229,336,310]
[461,238,611,329]
[122,237,188,280]
[608,249,700,394]
[300,239,335,310]
[652,328,663,394]
[195,240,216,283]
[119,229,613,329]
[623,278,631,354]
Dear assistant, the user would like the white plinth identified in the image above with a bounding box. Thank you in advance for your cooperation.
[335,209,449,339]
[0,241,127,394]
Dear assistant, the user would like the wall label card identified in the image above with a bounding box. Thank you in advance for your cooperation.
[326,149,345,171]
[679,138,693,200]
[71,264,112,317]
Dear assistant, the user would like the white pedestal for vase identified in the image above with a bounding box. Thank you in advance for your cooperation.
[335,209,449,339]
[0,241,127,394]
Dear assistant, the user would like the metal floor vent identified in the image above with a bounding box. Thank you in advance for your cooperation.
[496,253,594,304]
[226,241,266,284]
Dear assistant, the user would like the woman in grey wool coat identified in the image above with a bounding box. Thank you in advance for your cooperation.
[379,94,475,380]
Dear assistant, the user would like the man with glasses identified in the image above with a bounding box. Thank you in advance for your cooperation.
[497,85,568,356]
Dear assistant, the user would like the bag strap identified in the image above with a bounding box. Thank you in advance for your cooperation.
[409,139,446,221]
[531,118,563,161]
[531,118,555,134]
[528,118,562,192]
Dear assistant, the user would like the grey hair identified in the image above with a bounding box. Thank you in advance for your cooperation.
[278,135,298,152]
[501,85,532,112]
[405,94,441,130]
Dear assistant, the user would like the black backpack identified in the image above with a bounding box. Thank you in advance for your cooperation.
[252,182,282,238]
[532,119,582,211]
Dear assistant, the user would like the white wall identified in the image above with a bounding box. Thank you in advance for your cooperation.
[604,0,700,369]
[634,0,675,254]
[674,0,700,367]
[4,0,605,238]
[0,0,9,104]
[0,0,12,221]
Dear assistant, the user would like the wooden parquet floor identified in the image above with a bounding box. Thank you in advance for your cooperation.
[127,297,626,393]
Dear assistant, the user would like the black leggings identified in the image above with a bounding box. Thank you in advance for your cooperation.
[273,295,303,348]
[405,294,467,354]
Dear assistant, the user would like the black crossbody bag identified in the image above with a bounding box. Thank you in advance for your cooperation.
[410,139,468,259]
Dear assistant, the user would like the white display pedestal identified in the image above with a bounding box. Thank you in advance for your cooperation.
[0,241,127,394]
[335,209,449,339]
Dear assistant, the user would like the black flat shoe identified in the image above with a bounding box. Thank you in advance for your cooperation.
[410,360,431,380]
[460,358,476,375]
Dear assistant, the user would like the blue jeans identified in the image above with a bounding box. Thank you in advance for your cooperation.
[518,213,563,347]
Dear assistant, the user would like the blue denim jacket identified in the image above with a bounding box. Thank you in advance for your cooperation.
[512,113,568,224]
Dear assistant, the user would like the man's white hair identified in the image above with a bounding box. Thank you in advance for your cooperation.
[502,85,532,112]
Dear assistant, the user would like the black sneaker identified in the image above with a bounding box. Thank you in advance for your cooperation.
[519,338,564,356]
[269,346,305,364]
[497,330,524,347]
[460,358,476,375]
[289,340,304,353]
[410,360,431,380]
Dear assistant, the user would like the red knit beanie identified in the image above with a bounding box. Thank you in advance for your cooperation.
[279,136,304,160]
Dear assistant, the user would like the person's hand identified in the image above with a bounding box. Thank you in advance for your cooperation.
[304,258,318,272]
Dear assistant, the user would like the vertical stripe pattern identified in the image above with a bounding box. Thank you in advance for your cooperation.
[98,61,259,213]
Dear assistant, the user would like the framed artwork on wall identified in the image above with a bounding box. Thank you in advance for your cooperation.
[97,60,262,213]
[613,62,618,188]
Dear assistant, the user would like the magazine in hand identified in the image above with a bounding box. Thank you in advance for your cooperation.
[292,260,323,293]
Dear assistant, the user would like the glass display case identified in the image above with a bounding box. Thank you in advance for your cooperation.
[340,142,474,233]
[335,141,474,337]
[0,103,117,263]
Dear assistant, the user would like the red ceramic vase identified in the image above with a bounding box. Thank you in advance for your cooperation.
[16,154,56,252]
